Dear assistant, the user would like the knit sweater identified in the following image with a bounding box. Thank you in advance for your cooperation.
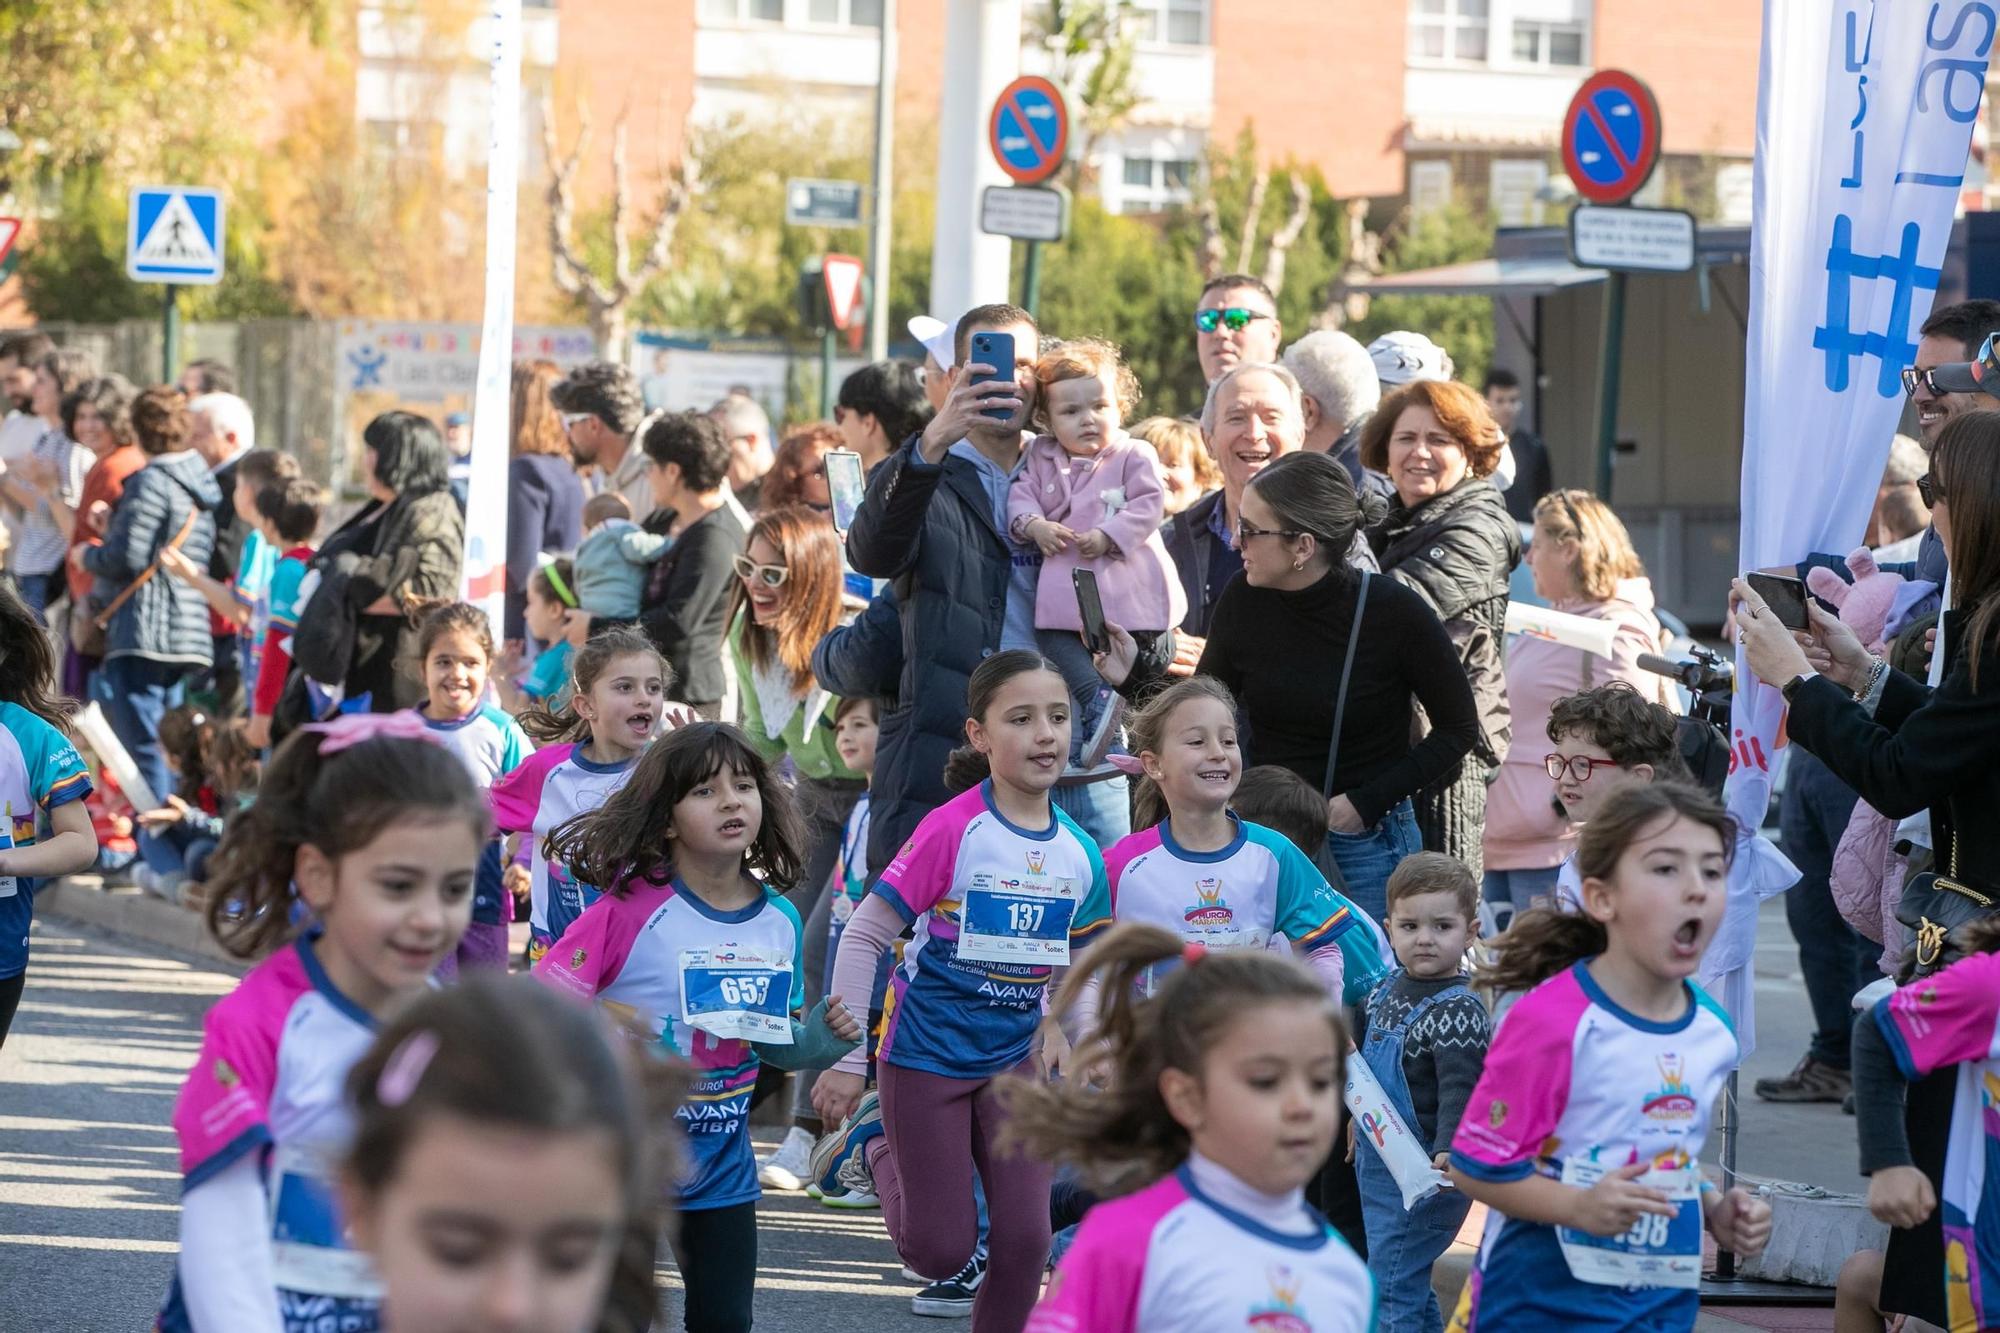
[1354,969,1491,1151]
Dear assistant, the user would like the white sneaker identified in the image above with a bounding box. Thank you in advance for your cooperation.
[758,1126,816,1192]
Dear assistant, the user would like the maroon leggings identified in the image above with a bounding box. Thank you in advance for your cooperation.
[868,1059,1052,1333]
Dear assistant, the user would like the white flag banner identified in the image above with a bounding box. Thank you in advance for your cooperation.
[1729,0,1990,1044]
[460,0,524,629]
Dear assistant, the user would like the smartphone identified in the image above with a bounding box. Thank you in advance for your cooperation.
[1074,567,1109,655]
[824,449,865,534]
[1745,571,1809,631]
[968,331,1017,421]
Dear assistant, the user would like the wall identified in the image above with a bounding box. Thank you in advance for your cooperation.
[1592,0,1759,157]
[551,0,699,198]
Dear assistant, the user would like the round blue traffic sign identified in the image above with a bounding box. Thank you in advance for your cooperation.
[1561,70,1662,206]
[988,76,1070,187]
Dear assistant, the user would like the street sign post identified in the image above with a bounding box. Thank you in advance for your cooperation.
[801,254,867,417]
[1569,205,1696,272]
[823,254,865,332]
[0,218,19,284]
[979,186,1068,243]
[986,77,1070,318]
[786,178,866,228]
[127,186,226,380]
[1559,71,1663,502]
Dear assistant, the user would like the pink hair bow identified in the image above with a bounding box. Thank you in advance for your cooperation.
[303,710,436,755]
[1105,753,1146,776]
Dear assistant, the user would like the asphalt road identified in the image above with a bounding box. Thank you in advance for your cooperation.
[0,902,1863,1330]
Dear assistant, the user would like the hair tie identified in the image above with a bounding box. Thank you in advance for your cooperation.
[303,710,435,754]
[376,1030,440,1107]
[1106,753,1145,777]
[1182,941,1207,967]
[539,559,578,609]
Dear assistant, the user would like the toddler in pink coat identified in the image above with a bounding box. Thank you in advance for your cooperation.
[1007,339,1186,751]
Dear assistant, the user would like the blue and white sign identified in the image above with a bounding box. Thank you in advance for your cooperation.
[126,186,225,285]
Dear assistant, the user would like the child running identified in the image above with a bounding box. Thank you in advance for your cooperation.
[341,973,683,1333]
[812,650,1112,1333]
[1851,921,2000,1333]
[496,626,670,965]
[157,714,487,1332]
[1446,782,1772,1332]
[1106,676,1386,1003]
[0,579,97,1046]
[1015,923,1373,1332]
[1353,852,1491,1333]
[536,721,861,1333]
[405,602,532,975]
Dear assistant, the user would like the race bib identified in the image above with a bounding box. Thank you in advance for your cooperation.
[1556,1158,1703,1290]
[957,871,1078,965]
[680,946,793,1044]
[268,1146,380,1300]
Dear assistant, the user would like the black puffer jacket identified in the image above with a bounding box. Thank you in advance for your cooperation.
[80,451,222,667]
[1370,476,1521,765]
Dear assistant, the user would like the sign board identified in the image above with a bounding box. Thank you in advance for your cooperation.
[786,178,866,228]
[126,186,225,284]
[822,253,865,332]
[980,186,1068,242]
[988,75,1069,186]
[1560,71,1662,206]
[1569,205,1696,272]
[0,219,19,269]
[630,330,866,422]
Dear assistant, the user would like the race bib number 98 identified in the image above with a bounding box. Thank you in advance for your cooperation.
[680,946,793,1044]
[1555,1158,1702,1290]
[957,872,1078,965]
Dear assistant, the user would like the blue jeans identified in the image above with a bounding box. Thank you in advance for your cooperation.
[1356,979,1476,1333]
[1325,798,1420,926]
[14,571,53,623]
[1779,749,1870,1068]
[1481,866,1562,928]
[95,656,188,813]
[1052,774,1130,850]
[138,822,218,882]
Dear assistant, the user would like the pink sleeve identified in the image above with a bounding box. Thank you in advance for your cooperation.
[1025,1182,1178,1333]
[1007,439,1056,538]
[1304,942,1344,998]
[173,986,285,1184]
[1097,440,1167,558]
[1876,950,2000,1079]
[1449,974,1585,1180]
[829,893,905,1074]
[491,743,569,835]
[1101,828,1157,915]
[532,888,650,1000]
[874,809,963,919]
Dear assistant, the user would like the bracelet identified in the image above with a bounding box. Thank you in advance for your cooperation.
[1854,657,1888,701]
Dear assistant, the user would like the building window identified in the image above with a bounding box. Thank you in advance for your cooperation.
[1489,159,1549,226]
[1133,0,1207,46]
[806,0,881,25]
[1117,155,1199,212]
[698,0,783,23]
[1409,160,1454,218]
[1409,0,1488,63]
[1512,19,1586,67]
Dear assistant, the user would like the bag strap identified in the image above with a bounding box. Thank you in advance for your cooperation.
[1322,571,1372,800]
[94,505,201,630]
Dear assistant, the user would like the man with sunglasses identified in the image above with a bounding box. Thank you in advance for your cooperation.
[1194,274,1283,386]
[550,360,653,522]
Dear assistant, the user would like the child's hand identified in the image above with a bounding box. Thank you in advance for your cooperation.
[502,863,532,899]
[136,794,193,829]
[1705,1186,1773,1256]
[823,993,863,1044]
[1074,529,1110,560]
[1027,518,1076,557]
[1868,1165,1937,1229]
[1564,1162,1676,1238]
[158,547,199,583]
[1038,1021,1073,1081]
[660,704,700,732]
[243,714,272,751]
[1432,1151,1453,1173]
[1345,1119,1357,1163]
[812,1069,867,1126]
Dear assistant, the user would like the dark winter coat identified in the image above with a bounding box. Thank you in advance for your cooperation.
[1369,476,1521,766]
[80,451,222,667]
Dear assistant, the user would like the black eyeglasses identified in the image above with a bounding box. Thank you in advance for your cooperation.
[1196,307,1273,335]
[1918,472,1946,506]
[1235,519,1305,544]
[1901,366,1952,398]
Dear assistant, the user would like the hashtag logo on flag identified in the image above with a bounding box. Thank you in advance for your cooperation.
[1811,215,1942,397]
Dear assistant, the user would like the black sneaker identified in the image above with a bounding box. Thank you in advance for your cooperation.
[911,1251,987,1318]
[1752,1056,1852,1103]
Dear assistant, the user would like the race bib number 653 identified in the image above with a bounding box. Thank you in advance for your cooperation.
[680,946,793,1044]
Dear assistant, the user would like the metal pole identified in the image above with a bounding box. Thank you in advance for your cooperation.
[866,0,897,362]
[1021,239,1043,320]
[161,286,181,384]
[820,328,836,419]
[1594,269,1627,501]
[1714,1069,1739,1280]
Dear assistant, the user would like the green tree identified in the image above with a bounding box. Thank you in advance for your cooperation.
[1027,0,1141,188]
[1350,199,1498,386]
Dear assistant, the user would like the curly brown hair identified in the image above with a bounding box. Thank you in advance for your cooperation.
[1359,379,1504,478]
[759,424,842,512]
[1034,337,1142,426]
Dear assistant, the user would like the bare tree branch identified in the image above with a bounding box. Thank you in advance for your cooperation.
[543,92,614,311]
[1259,174,1311,297]
[1198,195,1225,282]
[1235,167,1269,273]
[609,112,634,294]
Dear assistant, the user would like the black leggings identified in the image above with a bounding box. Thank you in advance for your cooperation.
[670,1200,758,1333]
[0,970,23,1047]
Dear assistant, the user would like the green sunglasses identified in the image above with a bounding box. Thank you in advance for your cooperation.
[1195,307,1273,334]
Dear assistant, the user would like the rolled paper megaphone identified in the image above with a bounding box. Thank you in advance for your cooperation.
[1344,1054,1450,1209]
[1505,601,1619,659]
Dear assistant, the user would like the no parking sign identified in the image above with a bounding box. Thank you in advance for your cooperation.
[988,76,1069,186]
[1561,70,1662,205]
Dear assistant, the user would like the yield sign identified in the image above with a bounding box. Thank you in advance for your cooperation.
[823,253,865,332]
[0,219,19,268]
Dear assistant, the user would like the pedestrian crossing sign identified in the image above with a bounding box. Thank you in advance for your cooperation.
[126,186,225,284]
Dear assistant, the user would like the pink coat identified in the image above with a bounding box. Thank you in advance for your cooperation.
[1482,579,1677,870]
[1006,432,1187,633]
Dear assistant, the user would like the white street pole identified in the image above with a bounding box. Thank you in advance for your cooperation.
[867,0,898,362]
[929,0,1018,324]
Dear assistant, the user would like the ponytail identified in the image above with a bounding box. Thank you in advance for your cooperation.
[941,648,1065,793]
[520,626,667,745]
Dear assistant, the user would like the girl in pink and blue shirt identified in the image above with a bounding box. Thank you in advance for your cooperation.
[816,651,1112,1333]
[158,715,488,1333]
[1018,922,1373,1333]
[1446,784,1770,1332]
[535,721,860,1333]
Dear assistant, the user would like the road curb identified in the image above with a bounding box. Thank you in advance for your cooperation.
[37,878,244,971]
